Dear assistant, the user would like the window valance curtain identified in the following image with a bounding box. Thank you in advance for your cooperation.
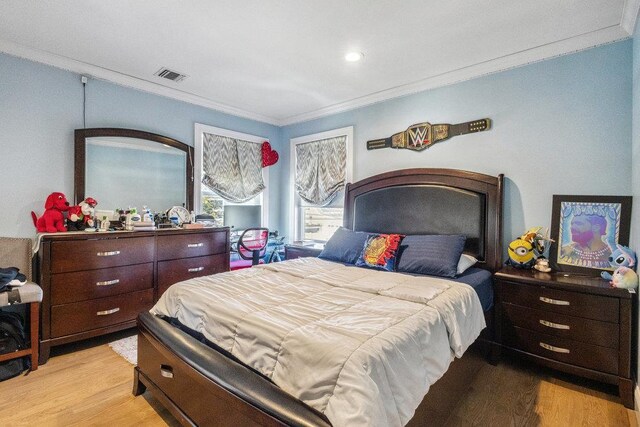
[295,136,346,206]
[201,133,265,203]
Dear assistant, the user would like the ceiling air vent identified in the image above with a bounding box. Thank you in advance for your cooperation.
[154,67,188,82]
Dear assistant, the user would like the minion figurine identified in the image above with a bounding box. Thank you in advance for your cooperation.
[506,237,535,269]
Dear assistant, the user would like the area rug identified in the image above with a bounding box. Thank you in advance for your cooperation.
[108,335,138,365]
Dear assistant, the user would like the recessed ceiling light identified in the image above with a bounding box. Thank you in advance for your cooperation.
[345,52,364,62]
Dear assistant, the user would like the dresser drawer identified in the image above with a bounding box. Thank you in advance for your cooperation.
[157,254,228,296]
[502,303,619,349]
[157,231,227,261]
[50,263,154,305]
[503,325,618,375]
[51,288,153,337]
[51,237,155,273]
[500,281,618,323]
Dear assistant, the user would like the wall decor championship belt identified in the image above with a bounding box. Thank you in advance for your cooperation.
[366,118,491,151]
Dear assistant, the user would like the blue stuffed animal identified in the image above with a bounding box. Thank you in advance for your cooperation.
[600,241,636,281]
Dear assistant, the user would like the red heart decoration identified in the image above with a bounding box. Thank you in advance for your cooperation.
[261,141,279,167]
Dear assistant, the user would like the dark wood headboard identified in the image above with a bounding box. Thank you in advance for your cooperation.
[343,168,504,273]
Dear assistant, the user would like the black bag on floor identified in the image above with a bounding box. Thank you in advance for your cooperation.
[0,311,29,380]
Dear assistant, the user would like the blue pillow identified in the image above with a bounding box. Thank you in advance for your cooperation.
[355,233,403,272]
[396,235,467,278]
[319,227,370,264]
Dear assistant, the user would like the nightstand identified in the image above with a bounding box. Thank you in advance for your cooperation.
[494,266,636,408]
[284,243,323,260]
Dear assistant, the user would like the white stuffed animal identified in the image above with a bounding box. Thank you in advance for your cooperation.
[610,266,639,290]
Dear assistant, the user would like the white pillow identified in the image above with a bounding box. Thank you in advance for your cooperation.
[457,254,478,274]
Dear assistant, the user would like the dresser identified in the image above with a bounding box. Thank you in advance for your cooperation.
[494,266,635,408]
[36,228,229,363]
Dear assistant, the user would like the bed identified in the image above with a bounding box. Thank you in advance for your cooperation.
[133,168,504,426]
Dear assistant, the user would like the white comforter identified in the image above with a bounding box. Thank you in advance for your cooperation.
[151,258,485,427]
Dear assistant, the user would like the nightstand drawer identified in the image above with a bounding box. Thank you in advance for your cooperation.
[503,325,618,375]
[501,282,618,323]
[502,303,619,349]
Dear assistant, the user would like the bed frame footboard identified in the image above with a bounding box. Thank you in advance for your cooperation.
[136,311,490,426]
[135,311,331,427]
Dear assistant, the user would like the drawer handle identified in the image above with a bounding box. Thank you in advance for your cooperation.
[96,307,120,316]
[539,296,570,306]
[539,319,570,330]
[96,250,121,257]
[540,342,570,354]
[188,267,204,273]
[160,364,174,379]
[187,243,204,248]
[96,279,120,287]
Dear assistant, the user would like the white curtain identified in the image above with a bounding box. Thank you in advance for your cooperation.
[295,136,346,206]
[201,133,265,203]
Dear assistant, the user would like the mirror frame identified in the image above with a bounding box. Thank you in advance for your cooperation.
[74,128,194,211]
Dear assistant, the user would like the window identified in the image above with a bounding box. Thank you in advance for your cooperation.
[290,127,353,242]
[194,124,269,228]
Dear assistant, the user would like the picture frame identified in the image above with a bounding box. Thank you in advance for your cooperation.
[549,195,632,275]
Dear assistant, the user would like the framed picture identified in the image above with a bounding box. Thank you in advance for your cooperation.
[549,195,632,275]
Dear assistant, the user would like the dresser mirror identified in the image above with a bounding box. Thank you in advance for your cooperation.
[75,128,194,214]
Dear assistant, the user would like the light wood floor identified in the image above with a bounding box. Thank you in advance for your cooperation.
[0,331,635,427]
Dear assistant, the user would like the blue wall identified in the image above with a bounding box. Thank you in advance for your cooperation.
[0,52,281,237]
[0,41,634,252]
[281,41,633,252]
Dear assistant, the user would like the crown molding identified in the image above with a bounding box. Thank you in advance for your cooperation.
[278,24,630,126]
[621,0,640,35]
[0,18,634,129]
[0,39,280,126]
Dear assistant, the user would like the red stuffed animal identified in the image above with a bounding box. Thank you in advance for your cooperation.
[67,197,98,231]
[31,192,70,233]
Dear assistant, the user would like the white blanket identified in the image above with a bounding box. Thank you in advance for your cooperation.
[151,258,485,427]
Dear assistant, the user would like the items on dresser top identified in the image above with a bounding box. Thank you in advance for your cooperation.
[131,220,156,231]
[36,227,230,364]
[494,266,635,408]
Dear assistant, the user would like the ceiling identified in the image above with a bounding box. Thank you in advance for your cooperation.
[0,1,637,126]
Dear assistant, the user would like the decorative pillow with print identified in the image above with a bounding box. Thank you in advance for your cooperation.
[355,233,403,272]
